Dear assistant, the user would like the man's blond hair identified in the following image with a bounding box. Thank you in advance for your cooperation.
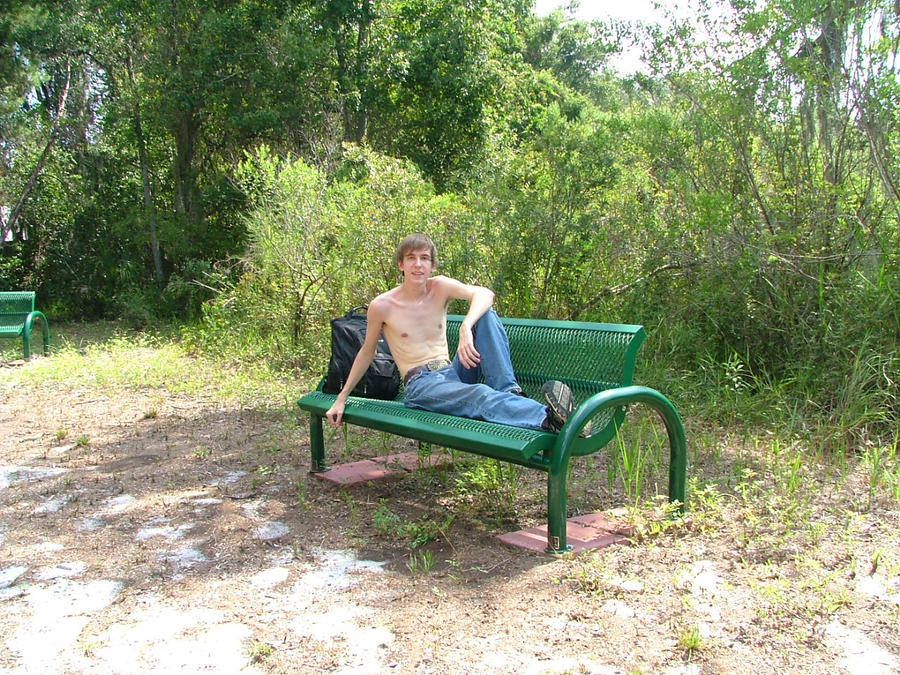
[395,233,437,268]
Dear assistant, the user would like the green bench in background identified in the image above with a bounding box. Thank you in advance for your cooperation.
[298,315,687,553]
[0,291,50,360]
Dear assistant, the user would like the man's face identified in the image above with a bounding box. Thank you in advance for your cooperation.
[398,247,435,281]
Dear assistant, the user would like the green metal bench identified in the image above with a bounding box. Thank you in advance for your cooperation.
[297,315,687,553]
[0,291,50,360]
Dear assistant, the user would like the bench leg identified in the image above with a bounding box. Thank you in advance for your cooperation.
[309,414,328,473]
[546,464,571,554]
[40,319,50,356]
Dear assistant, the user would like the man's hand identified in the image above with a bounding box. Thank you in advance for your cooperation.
[456,323,481,369]
[325,399,346,427]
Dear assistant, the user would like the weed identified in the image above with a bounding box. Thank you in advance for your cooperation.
[687,479,724,529]
[256,463,276,476]
[340,490,361,525]
[143,408,158,419]
[79,638,100,657]
[613,417,665,508]
[455,459,520,516]
[676,624,704,661]
[294,475,309,508]
[246,640,275,664]
[863,432,900,504]
[75,435,90,448]
[629,498,685,539]
[406,549,435,575]
[194,445,211,460]
[570,559,607,595]
[373,501,403,538]
[54,427,68,441]
[404,514,453,549]
[371,501,453,549]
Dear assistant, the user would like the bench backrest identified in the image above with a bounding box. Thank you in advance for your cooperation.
[0,291,36,318]
[446,315,646,403]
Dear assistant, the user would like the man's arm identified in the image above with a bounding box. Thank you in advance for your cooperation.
[324,302,387,427]
[433,276,495,369]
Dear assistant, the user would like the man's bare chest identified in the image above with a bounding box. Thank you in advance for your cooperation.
[389,304,446,342]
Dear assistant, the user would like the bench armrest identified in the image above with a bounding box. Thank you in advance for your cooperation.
[557,385,687,507]
[23,310,51,358]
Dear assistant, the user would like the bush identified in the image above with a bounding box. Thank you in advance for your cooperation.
[195,144,470,372]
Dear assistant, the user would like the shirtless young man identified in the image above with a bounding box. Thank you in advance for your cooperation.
[324,233,575,432]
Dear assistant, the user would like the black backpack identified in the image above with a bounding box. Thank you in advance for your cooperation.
[322,307,401,400]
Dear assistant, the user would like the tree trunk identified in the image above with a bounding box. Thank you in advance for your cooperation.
[172,112,197,219]
[127,53,165,285]
[1,59,71,243]
[136,109,165,285]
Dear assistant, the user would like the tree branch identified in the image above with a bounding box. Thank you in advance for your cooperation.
[571,260,700,320]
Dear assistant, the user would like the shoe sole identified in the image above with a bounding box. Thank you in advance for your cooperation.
[541,380,574,426]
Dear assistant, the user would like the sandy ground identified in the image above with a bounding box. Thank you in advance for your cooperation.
[1,355,899,674]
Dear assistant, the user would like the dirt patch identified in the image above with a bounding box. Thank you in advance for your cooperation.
[1,358,899,674]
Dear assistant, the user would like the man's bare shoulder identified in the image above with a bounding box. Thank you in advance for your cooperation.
[429,274,480,301]
[367,292,394,319]
[429,274,461,286]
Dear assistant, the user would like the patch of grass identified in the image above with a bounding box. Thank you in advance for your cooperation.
[294,475,310,509]
[4,322,303,410]
[613,415,667,508]
[245,639,275,664]
[373,500,404,538]
[454,458,521,518]
[862,432,900,505]
[372,500,454,549]
[405,514,453,549]
[406,549,435,575]
[676,624,705,661]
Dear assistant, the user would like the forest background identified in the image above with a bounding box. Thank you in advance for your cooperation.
[1,0,898,454]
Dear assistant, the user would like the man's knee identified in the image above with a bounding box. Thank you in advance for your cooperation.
[474,309,501,332]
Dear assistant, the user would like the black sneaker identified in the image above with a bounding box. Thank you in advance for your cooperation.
[540,380,574,431]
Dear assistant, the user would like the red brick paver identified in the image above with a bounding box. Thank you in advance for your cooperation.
[312,451,454,486]
[497,511,632,554]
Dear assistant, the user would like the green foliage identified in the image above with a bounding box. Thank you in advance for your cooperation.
[454,458,522,518]
[373,500,453,550]
[367,0,519,191]
[478,103,621,318]
[193,144,469,371]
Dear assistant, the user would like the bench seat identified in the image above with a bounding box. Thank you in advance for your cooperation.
[298,390,560,464]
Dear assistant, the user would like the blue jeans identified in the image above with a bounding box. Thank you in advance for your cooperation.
[403,310,549,430]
